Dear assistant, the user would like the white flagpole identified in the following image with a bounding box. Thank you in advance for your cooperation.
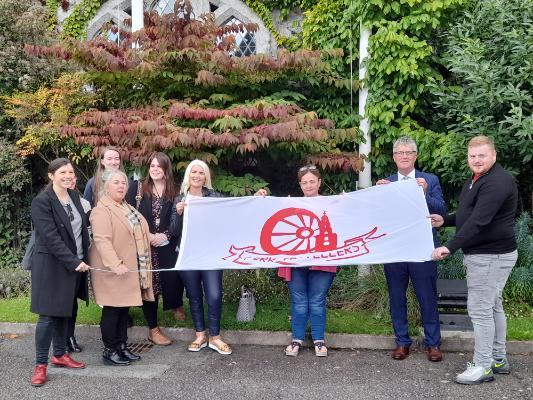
[131,0,144,33]
[358,22,372,190]
[358,22,372,277]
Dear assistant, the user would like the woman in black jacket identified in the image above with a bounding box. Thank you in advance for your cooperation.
[29,158,91,387]
[169,159,230,354]
[129,152,185,345]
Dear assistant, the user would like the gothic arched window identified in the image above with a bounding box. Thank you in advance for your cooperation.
[94,21,122,43]
[221,16,256,57]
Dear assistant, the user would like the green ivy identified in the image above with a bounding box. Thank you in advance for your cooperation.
[211,171,269,197]
[243,0,285,46]
[353,0,466,178]
[62,0,101,40]
[46,0,60,30]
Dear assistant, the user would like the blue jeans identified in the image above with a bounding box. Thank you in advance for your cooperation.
[384,261,441,347]
[287,268,335,341]
[180,270,223,336]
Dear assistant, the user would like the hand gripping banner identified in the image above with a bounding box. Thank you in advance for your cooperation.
[175,181,435,270]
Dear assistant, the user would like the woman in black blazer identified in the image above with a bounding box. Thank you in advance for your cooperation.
[128,152,185,346]
[29,158,91,387]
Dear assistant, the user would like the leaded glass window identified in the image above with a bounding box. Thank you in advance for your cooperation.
[221,17,256,57]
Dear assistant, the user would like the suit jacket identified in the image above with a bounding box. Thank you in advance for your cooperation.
[89,195,154,307]
[30,186,89,317]
[385,170,447,247]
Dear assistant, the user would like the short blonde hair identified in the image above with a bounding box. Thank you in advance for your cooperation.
[101,170,129,198]
[468,135,495,150]
[180,159,213,195]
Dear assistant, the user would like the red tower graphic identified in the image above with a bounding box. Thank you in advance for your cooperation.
[315,212,338,251]
[260,208,338,255]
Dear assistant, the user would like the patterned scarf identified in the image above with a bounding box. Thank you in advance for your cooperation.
[119,202,152,291]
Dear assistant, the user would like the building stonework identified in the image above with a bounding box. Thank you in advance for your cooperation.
[56,0,300,55]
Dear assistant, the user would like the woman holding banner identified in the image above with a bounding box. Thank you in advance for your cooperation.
[90,170,154,366]
[128,152,185,346]
[279,165,336,357]
[170,160,232,354]
[170,160,267,355]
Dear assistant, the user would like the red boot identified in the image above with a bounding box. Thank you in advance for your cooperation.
[30,364,47,386]
[50,354,86,369]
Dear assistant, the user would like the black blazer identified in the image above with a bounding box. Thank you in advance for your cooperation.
[169,187,222,243]
[127,181,179,269]
[30,186,89,317]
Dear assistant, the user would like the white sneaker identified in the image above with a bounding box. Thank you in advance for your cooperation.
[455,362,494,385]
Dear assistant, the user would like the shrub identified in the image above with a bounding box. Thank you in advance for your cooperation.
[0,248,30,298]
[438,212,533,301]
[222,269,288,304]
[335,265,420,326]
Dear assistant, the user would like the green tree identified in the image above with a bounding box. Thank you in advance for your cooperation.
[428,0,533,199]
[18,1,364,195]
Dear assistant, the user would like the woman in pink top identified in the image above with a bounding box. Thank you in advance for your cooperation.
[279,165,336,357]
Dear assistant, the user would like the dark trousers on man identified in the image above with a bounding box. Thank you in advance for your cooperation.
[384,261,441,347]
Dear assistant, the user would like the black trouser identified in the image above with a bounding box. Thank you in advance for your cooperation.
[142,296,159,330]
[100,306,129,349]
[67,299,78,338]
[160,270,185,310]
[35,315,68,365]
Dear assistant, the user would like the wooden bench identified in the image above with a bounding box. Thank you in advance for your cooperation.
[436,279,473,331]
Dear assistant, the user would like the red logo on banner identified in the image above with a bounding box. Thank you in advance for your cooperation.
[223,207,386,267]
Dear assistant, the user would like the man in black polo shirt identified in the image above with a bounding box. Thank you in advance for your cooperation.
[430,135,518,385]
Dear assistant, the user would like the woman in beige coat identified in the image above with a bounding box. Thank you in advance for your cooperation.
[90,170,154,366]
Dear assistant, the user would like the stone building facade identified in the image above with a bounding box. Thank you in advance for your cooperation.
[57,0,303,55]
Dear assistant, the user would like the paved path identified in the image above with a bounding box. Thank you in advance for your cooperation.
[1,333,532,400]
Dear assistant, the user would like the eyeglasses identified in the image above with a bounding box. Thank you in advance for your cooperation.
[393,151,417,157]
[299,165,318,172]
[65,203,74,222]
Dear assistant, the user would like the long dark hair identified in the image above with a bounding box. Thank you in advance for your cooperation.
[141,152,177,200]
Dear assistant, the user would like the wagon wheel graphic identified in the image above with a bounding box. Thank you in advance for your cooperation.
[260,208,322,255]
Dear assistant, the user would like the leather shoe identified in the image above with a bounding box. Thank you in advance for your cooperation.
[103,347,130,366]
[149,327,172,346]
[66,336,82,353]
[119,343,141,362]
[30,364,47,386]
[51,354,85,369]
[427,346,443,362]
[173,307,187,321]
[392,345,410,360]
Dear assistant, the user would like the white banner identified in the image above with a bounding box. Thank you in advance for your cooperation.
[175,181,435,270]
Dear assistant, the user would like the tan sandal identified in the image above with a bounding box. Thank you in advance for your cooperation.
[208,338,232,355]
[314,341,328,357]
[188,334,207,352]
[285,340,302,357]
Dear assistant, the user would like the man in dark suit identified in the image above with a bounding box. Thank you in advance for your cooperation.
[377,136,447,362]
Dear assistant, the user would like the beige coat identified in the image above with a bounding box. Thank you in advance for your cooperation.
[89,196,154,307]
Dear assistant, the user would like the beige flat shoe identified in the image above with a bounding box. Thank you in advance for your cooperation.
[188,336,208,352]
[148,327,172,346]
[208,339,232,355]
[173,307,186,321]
